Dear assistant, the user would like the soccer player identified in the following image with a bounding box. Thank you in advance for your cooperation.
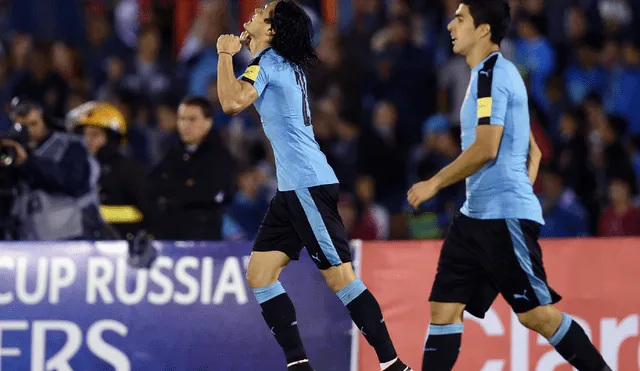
[216,1,412,370]
[406,1,612,370]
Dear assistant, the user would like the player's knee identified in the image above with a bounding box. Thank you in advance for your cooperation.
[325,275,350,293]
[430,302,465,324]
[321,264,357,293]
[517,305,561,335]
[246,267,278,289]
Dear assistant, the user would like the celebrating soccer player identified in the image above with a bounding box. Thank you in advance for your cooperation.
[406,0,612,370]
[216,1,412,370]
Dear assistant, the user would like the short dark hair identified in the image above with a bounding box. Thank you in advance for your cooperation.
[180,96,213,118]
[461,0,511,45]
[10,97,43,118]
[268,0,318,72]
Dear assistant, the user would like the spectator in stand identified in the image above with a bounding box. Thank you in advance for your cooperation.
[108,89,151,167]
[358,101,409,239]
[538,164,590,238]
[371,15,433,139]
[96,56,125,102]
[544,74,570,139]
[583,95,637,210]
[353,175,390,240]
[225,166,271,241]
[564,35,607,106]
[320,97,360,192]
[179,1,231,98]
[554,108,598,230]
[0,44,19,110]
[308,25,370,125]
[411,114,460,187]
[528,99,554,165]
[13,46,69,118]
[338,192,379,240]
[407,114,463,239]
[598,0,634,36]
[120,24,172,112]
[598,177,640,236]
[600,37,621,70]
[148,99,180,166]
[83,8,126,92]
[562,7,589,66]
[9,33,31,75]
[146,96,236,241]
[604,38,640,135]
[436,53,469,126]
[596,114,637,195]
[8,0,84,47]
[514,13,555,108]
[51,41,86,93]
[67,101,147,239]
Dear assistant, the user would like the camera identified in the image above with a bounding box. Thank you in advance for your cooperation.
[0,123,28,168]
[0,123,27,240]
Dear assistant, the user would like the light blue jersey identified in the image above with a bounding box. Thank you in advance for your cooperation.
[459,52,544,224]
[240,47,338,191]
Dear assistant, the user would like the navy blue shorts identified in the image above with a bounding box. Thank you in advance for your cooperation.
[253,184,352,270]
[429,213,562,317]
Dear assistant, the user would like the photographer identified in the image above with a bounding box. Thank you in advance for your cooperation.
[3,98,109,240]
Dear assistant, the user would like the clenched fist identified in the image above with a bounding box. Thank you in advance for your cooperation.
[217,34,242,56]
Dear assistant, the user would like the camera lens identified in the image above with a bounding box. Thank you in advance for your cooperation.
[1,156,11,166]
[0,154,12,166]
[0,147,16,167]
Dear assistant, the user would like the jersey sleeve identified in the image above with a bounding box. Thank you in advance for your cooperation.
[239,58,269,96]
[476,66,510,126]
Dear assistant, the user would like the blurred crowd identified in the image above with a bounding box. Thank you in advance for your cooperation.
[1,0,640,241]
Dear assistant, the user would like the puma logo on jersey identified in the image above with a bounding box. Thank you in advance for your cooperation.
[513,290,529,301]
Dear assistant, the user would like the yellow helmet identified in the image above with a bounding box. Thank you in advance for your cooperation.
[67,102,127,136]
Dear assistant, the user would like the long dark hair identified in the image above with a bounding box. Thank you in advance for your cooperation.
[268,0,318,72]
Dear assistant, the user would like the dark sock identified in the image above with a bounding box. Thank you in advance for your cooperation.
[337,278,397,363]
[421,323,462,371]
[253,282,308,365]
[550,313,610,371]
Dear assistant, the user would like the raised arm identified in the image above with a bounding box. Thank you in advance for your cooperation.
[216,35,259,115]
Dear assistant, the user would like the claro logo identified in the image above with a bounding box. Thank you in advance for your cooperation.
[464,309,640,370]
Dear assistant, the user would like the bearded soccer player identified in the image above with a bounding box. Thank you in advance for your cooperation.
[407,0,612,370]
[216,1,412,370]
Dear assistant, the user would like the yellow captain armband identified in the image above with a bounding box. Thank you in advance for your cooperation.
[477,97,493,118]
[242,65,260,82]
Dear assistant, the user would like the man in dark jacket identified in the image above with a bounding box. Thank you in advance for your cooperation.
[146,96,236,240]
[67,101,147,239]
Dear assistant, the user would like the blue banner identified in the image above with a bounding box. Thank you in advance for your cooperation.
[0,241,354,371]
